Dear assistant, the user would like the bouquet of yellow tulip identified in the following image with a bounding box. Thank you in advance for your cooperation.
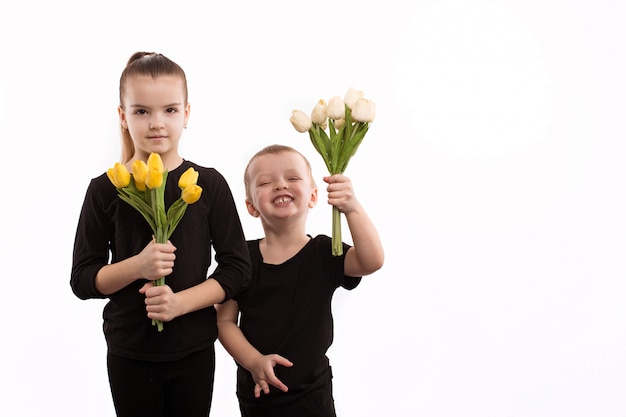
[290,87,375,256]
[107,153,203,331]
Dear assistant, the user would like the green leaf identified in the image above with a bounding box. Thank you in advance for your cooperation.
[309,127,333,173]
[116,193,157,235]
[120,189,156,215]
[338,122,369,173]
[166,199,189,239]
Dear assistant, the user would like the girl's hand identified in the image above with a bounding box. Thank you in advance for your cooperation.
[139,283,182,322]
[324,174,360,214]
[137,239,176,281]
[250,354,293,398]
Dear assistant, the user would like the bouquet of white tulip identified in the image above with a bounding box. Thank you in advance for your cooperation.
[290,87,375,256]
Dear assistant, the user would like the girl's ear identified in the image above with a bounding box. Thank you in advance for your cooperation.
[118,106,127,129]
[246,199,260,217]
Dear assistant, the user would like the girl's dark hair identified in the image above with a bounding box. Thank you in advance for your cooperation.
[118,52,188,163]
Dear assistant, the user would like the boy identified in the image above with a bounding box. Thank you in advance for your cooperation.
[216,144,384,416]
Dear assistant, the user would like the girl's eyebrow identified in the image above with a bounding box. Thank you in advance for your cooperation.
[128,102,183,108]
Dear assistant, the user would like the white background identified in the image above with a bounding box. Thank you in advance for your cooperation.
[1,0,625,416]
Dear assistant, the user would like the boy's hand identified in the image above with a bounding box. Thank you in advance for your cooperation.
[250,354,293,398]
[324,174,360,214]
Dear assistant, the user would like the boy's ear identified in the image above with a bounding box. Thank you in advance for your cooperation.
[308,186,318,209]
[246,199,260,217]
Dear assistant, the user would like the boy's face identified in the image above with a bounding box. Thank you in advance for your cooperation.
[245,152,318,222]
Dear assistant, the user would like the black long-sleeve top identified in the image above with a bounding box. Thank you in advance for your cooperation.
[71,160,251,362]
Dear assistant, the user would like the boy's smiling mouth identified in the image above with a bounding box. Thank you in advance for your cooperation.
[273,196,293,205]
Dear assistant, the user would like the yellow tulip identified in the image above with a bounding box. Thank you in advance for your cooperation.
[182,184,202,204]
[131,160,148,191]
[145,166,163,189]
[147,152,165,174]
[289,110,312,133]
[327,96,345,120]
[344,87,364,110]
[145,153,165,189]
[310,99,327,125]
[178,167,199,190]
[351,98,376,123]
[106,162,131,189]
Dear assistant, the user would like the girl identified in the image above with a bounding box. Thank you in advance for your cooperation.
[71,52,251,417]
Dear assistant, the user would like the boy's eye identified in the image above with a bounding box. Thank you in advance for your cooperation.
[166,107,178,113]
[135,109,148,115]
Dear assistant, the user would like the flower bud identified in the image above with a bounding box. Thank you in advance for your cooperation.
[147,152,165,174]
[327,96,345,120]
[178,167,199,190]
[182,184,203,204]
[290,110,312,133]
[106,162,131,189]
[351,98,376,123]
[310,99,328,125]
[131,160,148,191]
[145,166,163,189]
[334,118,345,130]
[344,87,364,110]
[145,152,165,189]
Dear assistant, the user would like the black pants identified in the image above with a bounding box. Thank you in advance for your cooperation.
[239,381,336,417]
[107,346,215,417]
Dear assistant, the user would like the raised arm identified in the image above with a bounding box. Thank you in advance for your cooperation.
[324,174,384,277]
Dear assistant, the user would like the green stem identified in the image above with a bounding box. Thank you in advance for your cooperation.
[150,187,166,332]
[332,206,342,256]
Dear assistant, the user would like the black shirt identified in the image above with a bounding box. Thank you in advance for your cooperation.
[71,160,251,361]
[235,235,360,406]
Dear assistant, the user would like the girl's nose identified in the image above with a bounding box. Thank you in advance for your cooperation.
[149,117,165,130]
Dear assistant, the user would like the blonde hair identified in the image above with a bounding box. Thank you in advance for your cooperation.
[244,144,315,199]
[118,52,188,163]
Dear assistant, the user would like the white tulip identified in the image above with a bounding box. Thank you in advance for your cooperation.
[290,110,312,133]
[327,96,345,120]
[344,87,364,110]
[310,99,328,125]
[351,98,375,123]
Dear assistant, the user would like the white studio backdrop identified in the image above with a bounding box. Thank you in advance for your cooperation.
[1,0,625,416]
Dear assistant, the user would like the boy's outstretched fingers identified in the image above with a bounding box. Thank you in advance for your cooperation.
[266,355,293,393]
[252,354,293,397]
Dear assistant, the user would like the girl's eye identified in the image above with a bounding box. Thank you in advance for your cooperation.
[135,109,148,115]
[166,107,178,114]
[289,177,301,181]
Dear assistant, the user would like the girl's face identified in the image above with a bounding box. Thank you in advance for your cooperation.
[246,152,318,225]
[119,75,190,165]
